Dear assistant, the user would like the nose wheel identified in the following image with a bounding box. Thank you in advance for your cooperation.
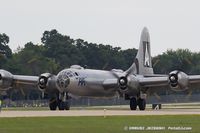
[49,97,58,110]
[49,92,70,111]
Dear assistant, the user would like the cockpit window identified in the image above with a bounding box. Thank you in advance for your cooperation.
[60,70,79,78]
[66,71,73,77]
[57,70,78,89]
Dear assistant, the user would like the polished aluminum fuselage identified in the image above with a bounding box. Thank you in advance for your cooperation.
[63,68,118,98]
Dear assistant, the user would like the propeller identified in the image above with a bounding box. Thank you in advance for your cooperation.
[169,70,179,88]
[37,73,53,91]
[38,76,48,90]
[118,76,128,90]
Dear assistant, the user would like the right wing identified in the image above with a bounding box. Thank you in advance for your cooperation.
[13,75,38,86]
[0,70,57,92]
[0,69,39,91]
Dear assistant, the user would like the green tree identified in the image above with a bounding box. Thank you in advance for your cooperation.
[0,33,12,68]
[4,42,59,75]
[153,49,194,74]
[0,33,12,57]
[41,30,85,69]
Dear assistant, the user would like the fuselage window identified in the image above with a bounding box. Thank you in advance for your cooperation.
[65,71,74,77]
[75,72,79,76]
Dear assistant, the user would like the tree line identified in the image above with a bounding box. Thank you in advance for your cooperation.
[1,29,200,100]
[0,30,138,75]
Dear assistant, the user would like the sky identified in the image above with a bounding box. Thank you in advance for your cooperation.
[0,0,200,56]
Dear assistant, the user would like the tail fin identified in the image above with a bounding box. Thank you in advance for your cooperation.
[126,27,154,75]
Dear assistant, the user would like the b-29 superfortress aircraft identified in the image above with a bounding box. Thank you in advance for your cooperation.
[1,27,200,111]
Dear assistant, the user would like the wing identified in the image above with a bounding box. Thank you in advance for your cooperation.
[103,71,200,93]
[103,76,170,90]
[0,69,39,90]
[139,76,169,88]
[13,75,38,86]
[140,75,200,87]
[0,70,57,92]
[0,70,62,100]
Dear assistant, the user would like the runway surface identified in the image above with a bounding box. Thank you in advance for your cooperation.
[0,109,200,117]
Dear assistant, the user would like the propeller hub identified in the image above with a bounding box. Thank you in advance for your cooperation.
[119,79,126,85]
[170,76,176,82]
[118,77,128,90]
[39,78,45,85]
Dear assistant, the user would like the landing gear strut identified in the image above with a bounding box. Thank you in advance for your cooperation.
[49,97,57,110]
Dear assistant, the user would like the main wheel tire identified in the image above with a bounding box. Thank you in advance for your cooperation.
[130,97,137,110]
[65,101,70,110]
[138,98,146,110]
[58,100,65,110]
[58,101,70,110]
[49,98,58,110]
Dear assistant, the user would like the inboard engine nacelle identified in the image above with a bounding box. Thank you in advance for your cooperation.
[38,73,57,92]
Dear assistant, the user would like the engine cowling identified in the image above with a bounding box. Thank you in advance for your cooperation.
[168,70,189,91]
[38,73,57,92]
[0,70,13,90]
[118,75,139,93]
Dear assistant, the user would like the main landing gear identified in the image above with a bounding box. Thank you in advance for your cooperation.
[49,92,70,111]
[130,97,146,111]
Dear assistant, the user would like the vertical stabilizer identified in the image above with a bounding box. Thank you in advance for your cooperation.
[126,27,154,75]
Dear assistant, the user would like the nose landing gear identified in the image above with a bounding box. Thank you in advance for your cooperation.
[49,92,70,111]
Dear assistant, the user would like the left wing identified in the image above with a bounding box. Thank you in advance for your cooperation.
[103,70,200,93]
[139,76,168,88]
[140,75,200,88]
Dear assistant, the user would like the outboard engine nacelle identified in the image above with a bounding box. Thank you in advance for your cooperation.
[0,70,13,90]
[168,70,189,91]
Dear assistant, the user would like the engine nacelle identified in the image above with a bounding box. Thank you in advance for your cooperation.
[38,73,57,92]
[168,70,189,91]
[118,75,139,93]
[0,70,13,90]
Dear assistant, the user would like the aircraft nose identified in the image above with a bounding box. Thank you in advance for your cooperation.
[56,73,70,90]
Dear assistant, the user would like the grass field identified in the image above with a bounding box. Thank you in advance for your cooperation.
[0,115,199,133]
